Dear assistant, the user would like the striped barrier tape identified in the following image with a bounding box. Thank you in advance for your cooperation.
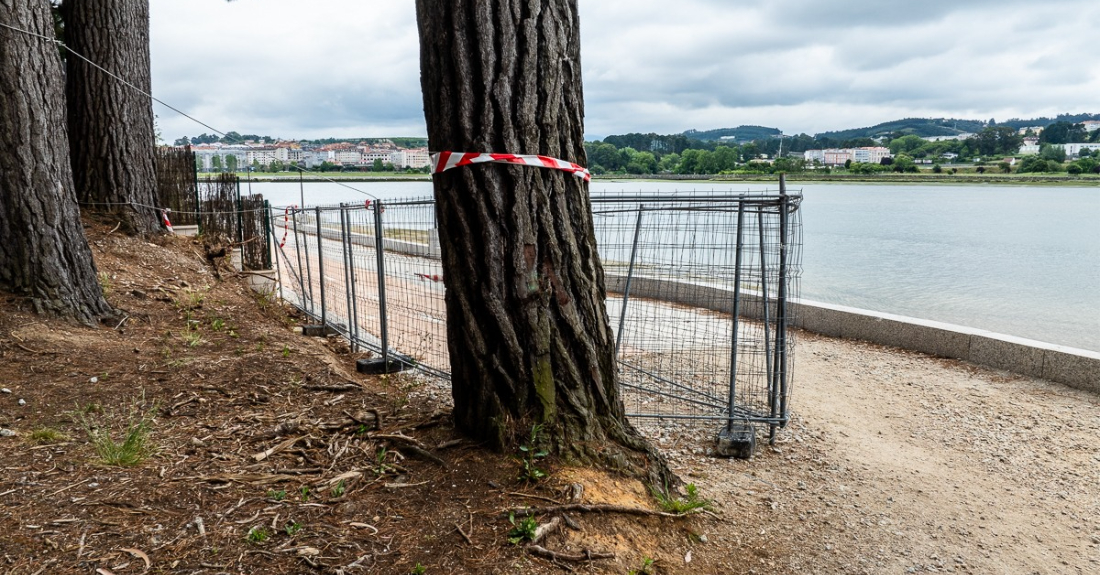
[430,151,591,182]
[161,209,173,233]
[278,205,295,248]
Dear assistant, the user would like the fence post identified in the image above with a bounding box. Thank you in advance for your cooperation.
[373,200,391,367]
[235,177,245,245]
[192,152,202,234]
[757,210,775,435]
[270,204,284,303]
[292,207,311,313]
[615,204,645,356]
[316,206,327,328]
[262,200,273,270]
[347,207,361,353]
[726,201,746,432]
[774,176,790,438]
[339,204,358,352]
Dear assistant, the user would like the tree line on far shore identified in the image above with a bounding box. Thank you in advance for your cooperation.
[587,122,1100,176]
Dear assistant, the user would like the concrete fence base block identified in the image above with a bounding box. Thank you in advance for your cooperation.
[356,357,412,375]
[243,270,276,295]
[301,325,338,337]
[714,424,756,459]
[230,248,243,272]
[171,225,199,237]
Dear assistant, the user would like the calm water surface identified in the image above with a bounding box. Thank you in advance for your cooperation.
[248,180,1100,352]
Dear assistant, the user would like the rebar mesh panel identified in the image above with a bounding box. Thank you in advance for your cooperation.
[271,190,802,436]
[593,192,802,428]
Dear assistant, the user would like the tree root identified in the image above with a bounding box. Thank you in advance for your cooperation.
[504,503,703,519]
[527,545,614,562]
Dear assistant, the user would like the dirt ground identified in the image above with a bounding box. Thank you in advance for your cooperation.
[0,221,1098,574]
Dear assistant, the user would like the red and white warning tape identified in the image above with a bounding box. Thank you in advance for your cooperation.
[160,209,173,233]
[278,205,295,248]
[430,151,591,182]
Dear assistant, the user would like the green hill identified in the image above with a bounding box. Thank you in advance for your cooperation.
[816,118,987,140]
[682,125,781,142]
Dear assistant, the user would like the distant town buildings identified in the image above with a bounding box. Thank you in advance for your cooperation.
[803,146,891,166]
[190,140,432,172]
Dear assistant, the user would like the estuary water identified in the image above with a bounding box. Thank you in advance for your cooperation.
[246,179,1100,352]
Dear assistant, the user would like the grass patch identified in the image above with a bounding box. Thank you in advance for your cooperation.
[75,397,158,467]
[384,227,430,244]
[98,272,113,299]
[28,427,69,444]
[651,483,712,514]
[175,288,205,311]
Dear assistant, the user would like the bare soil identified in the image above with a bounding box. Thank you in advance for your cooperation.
[0,220,1097,574]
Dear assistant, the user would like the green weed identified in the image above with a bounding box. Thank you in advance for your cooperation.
[331,479,346,498]
[284,521,302,536]
[267,489,287,501]
[629,557,655,575]
[506,512,538,545]
[176,288,205,311]
[247,526,269,544]
[76,397,157,467]
[516,424,549,484]
[650,482,712,514]
[411,563,427,575]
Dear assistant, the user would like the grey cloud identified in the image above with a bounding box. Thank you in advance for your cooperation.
[151,0,1100,141]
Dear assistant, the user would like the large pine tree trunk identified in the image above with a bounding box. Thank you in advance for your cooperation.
[0,0,113,325]
[61,0,160,236]
[415,0,671,485]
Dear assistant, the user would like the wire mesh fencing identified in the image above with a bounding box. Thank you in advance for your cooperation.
[154,145,199,227]
[593,191,802,446]
[270,190,802,446]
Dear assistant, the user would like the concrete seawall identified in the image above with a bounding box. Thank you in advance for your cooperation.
[266,219,1098,394]
[606,275,1100,394]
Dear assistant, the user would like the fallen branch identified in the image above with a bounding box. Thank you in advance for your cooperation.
[454,522,473,545]
[304,383,362,392]
[252,436,306,462]
[506,491,561,505]
[504,503,700,519]
[383,480,429,489]
[527,545,614,562]
[394,445,447,468]
[530,517,561,545]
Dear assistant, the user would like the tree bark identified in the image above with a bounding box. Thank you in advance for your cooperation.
[61,0,161,236]
[415,0,672,487]
[0,0,113,325]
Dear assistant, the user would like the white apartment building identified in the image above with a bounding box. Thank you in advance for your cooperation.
[852,147,891,164]
[1061,143,1100,157]
[1082,120,1100,132]
[361,148,394,165]
[193,144,249,171]
[390,148,432,169]
[334,149,362,165]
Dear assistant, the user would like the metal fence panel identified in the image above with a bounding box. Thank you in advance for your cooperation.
[271,190,802,440]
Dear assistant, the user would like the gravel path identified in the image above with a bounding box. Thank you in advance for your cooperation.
[666,332,1100,574]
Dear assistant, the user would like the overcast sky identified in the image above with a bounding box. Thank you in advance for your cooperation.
[150,0,1100,142]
